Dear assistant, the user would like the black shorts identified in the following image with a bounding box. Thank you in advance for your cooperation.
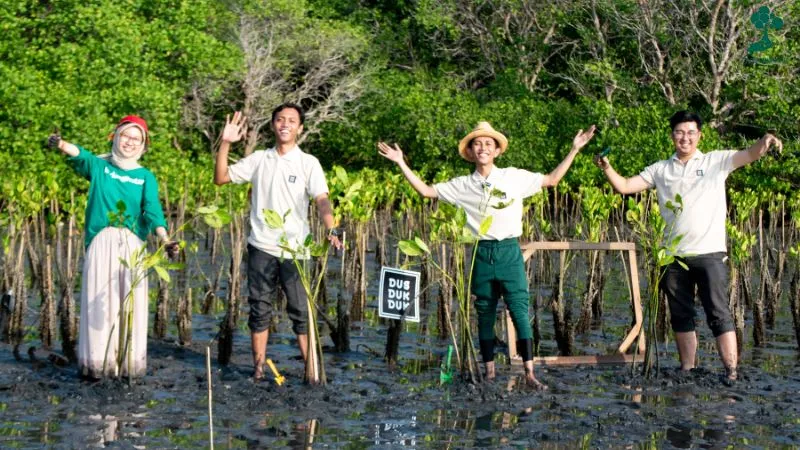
[660,252,734,337]
[246,244,308,334]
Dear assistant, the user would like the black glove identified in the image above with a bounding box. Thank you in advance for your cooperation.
[48,127,61,149]
[164,241,180,259]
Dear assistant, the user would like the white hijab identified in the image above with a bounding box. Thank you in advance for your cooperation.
[100,123,146,170]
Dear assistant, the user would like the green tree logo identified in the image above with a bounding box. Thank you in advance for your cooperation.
[747,6,784,58]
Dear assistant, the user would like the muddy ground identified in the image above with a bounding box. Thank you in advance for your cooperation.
[1,306,798,449]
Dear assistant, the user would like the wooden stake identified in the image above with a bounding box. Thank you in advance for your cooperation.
[206,347,214,450]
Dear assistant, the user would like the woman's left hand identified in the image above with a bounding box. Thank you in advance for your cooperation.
[164,241,180,259]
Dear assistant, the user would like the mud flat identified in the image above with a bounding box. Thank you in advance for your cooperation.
[1,310,798,449]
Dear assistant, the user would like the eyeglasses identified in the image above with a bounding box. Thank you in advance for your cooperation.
[672,130,699,138]
[120,133,144,146]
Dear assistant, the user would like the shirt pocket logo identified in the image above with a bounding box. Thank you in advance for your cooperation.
[288,175,297,183]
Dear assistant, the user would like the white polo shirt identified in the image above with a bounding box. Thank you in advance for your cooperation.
[434,167,544,240]
[639,150,736,256]
[228,146,329,259]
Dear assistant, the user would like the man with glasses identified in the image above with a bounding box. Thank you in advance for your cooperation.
[594,110,782,382]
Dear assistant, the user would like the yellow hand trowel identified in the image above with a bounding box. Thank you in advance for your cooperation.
[265,359,285,386]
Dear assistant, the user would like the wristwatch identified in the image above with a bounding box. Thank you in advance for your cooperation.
[327,228,341,238]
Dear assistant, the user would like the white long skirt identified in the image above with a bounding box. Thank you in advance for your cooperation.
[78,227,148,378]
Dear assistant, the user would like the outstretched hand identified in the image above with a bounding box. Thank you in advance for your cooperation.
[48,127,61,149]
[221,111,247,144]
[571,125,597,151]
[377,142,405,164]
[761,133,783,155]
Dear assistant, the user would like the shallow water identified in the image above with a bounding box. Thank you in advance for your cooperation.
[1,246,799,449]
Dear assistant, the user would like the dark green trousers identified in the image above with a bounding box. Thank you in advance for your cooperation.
[472,238,532,341]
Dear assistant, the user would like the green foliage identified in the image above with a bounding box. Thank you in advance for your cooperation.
[0,0,239,232]
[626,192,686,377]
[196,205,232,229]
[1,0,798,250]
[575,186,620,242]
[108,200,129,228]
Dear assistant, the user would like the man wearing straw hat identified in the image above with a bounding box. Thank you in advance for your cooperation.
[378,121,596,389]
[594,110,783,381]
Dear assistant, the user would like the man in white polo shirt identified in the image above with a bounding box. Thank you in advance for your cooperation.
[214,104,341,381]
[594,110,782,381]
[378,121,596,389]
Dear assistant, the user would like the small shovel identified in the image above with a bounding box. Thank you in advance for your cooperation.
[265,359,285,386]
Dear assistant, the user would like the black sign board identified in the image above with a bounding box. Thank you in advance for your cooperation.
[378,267,420,322]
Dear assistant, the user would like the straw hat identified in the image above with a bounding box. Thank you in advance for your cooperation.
[458,122,508,162]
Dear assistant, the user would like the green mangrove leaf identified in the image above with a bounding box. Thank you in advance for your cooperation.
[345,180,363,198]
[455,208,467,229]
[310,241,330,257]
[334,166,348,185]
[479,216,493,235]
[492,199,514,209]
[656,248,666,265]
[398,239,423,257]
[154,266,171,283]
[264,209,284,229]
[414,236,430,255]
[489,188,506,199]
[203,214,222,229]
[216,210,232,226]
[278,245,296,258]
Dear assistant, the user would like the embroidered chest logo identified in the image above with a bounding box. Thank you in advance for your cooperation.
[104,167,145,185]
[288,175,297,183]
[696,170,704,177]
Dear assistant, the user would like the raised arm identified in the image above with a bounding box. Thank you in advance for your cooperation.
[541,125,596,187]
[377,142,438,198]
[214,111,247,186]
[593,155,650,195]
[731,133,782,170]
[48,130,79,157]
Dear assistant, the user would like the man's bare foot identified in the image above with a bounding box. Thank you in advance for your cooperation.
[484,362,496,382]
[525,375,548,391]
[253,365,265,382]
[725,367,737,381]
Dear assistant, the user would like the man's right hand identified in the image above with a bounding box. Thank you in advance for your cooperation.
[377,142,405,164]
[221,111,247,144]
